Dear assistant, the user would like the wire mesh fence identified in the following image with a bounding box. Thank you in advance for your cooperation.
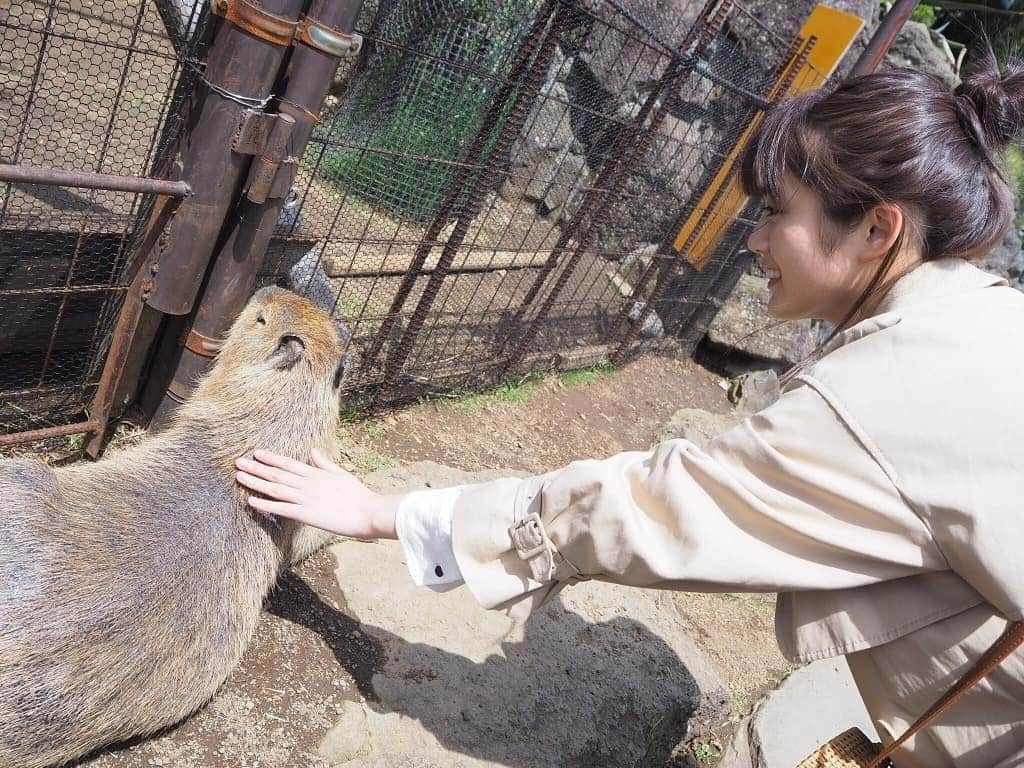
[0,0,208,437]
[1,0,837,441]
[263,0,827,407]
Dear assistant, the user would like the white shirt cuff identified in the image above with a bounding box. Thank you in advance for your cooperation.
[395,486,465,590]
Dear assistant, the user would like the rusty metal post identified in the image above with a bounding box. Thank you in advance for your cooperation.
[361,0,559,372]
[850,0,920,77]
[499,0,731,376]
[149,0,365,425]
[142,0,308,317]
[82,195,184,457]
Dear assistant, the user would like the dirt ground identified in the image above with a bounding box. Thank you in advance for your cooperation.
[68,351,791,768]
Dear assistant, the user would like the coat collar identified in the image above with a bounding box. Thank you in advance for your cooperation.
[819,258,1007,356]
[872,257,1006,316]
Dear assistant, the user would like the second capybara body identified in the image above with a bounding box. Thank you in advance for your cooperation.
[0,287,349,768]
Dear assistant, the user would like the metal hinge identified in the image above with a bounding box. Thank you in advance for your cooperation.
[232,110,298,204]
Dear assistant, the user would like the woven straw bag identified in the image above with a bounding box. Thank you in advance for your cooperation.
[795,728,885,768]
[795,621,1024,768]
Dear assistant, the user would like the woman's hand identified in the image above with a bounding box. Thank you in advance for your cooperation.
[234,449,400,539]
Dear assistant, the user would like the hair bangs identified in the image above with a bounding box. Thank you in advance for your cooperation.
[740,93,818,200]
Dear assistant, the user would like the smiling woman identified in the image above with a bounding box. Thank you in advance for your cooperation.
[741,51,1023,339]
[236,55,1024,767]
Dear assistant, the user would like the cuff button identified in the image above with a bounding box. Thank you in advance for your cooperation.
[434,565,444,577]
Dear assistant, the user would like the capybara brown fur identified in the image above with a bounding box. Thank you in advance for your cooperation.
[0,287,350,768]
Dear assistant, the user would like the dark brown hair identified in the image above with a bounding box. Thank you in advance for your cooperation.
[740,52,1024,333]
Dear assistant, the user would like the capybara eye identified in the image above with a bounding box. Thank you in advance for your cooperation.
[256,312,267,325]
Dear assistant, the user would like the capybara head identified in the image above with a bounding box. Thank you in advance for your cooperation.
[178,286,351,464]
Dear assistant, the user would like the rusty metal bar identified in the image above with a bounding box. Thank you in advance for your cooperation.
[82,194,183,456]
[850,0,920,77]
[141,0,308,317]
[376,0,567,385]
[332,261,549,280]
[148,0,366,426]
[360,0,560,371]
[0,420,102,449]
[0,165,191,197]
[499,0,731,376]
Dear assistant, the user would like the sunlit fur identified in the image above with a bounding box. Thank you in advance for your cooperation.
[0,287,347,768]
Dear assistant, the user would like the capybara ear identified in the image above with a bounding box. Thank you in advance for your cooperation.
[332,353,352,389]
[268,333,306,369]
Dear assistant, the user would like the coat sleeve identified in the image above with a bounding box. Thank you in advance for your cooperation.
[450,383,949,613]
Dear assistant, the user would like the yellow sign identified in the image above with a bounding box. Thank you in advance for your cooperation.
[672,4,864,268]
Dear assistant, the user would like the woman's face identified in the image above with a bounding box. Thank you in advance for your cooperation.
[746,174,875,326]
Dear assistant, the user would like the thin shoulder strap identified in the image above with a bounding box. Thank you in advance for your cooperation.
[867,620,1024,768]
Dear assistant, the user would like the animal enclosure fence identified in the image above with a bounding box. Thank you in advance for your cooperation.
[0,0,862,449]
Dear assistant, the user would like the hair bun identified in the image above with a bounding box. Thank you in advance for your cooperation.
[955,53,1024,150]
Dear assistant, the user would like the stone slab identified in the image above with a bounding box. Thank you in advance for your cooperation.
[749,657,878,768]
[325,463,731,767]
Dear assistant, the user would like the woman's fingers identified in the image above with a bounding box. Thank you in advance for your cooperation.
[310,449,345,474]
[245,494,308,522]
[235,471,301,503]
[235,457,305,488]
[250,450,313,476]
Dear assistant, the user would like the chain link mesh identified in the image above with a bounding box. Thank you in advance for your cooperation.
[0,0,209,439]
[1,0,836,436]
[265,0,828,406]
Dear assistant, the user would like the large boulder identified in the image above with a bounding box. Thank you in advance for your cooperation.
[883,20,956,86]
[657,408,741,447]
[978,224,1024,291]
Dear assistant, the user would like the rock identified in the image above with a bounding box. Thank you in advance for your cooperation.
[330,462,730,768]
[748,657,878,768]
[341,756,448,768]
[882,21,956,87]
[717,722,754,768]
[728,369,780,414]
[626,299,665,340]
[706,274,818,369]
[657,408,740,448]
[318,702,372,764]
[502,81,589,219]
[573,0,703,100]
[977,225,1024,291]
[619,243,658,287]
[286,249,336,314]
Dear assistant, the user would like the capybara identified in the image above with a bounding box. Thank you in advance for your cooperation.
[0,287,349,768]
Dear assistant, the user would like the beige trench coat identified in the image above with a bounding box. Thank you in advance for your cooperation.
[449,258,1024,767]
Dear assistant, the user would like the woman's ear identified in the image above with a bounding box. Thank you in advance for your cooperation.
[859,203,904,263]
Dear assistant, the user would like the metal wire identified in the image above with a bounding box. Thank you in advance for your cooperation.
[0,0,211,436]
[256,0,833,408]
[2,0,847,435]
